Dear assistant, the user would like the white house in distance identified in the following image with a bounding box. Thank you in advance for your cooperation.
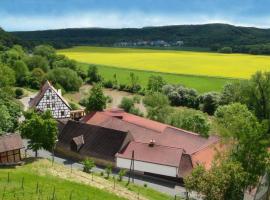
[29,80,71,119]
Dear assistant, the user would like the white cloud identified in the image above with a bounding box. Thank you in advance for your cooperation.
[1,11,270,31]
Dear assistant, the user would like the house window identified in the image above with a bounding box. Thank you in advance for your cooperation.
[52,103,55,108]
[47,104,50,109]
[48,89,52,93]
[61,111,65,116]
[46,95,50,100]
[52,96,55,100]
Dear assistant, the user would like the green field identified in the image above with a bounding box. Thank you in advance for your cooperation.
[78,63,231,93]
[58,46,270,92]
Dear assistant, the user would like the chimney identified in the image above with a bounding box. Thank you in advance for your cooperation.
[148,139,155,147]
[58,89,62,96]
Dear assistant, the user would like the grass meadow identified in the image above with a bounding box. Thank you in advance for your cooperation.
[78,63,231,93]
[59,46,270,79]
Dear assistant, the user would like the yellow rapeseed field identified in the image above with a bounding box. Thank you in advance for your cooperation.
[58,46,270,79]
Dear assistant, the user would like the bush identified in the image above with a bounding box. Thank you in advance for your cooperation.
[118,169,127,182]
[69,102,80,110]
[119,97,134,112]
[119,84,128,91]
[15,88,24,99]
[162,84,199,109]
[103,80,113,88]
[105,164,112,179]
[82,158,95,173]
[218,47,232,53]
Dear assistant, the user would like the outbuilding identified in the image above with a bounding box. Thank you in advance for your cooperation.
[0,134,24,165]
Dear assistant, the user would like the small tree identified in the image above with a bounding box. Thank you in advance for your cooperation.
[87,65,102,83]
[86,84,107,112]
[118,169,127,182]
[147,75,166,92]
[143,92,172,122]
[20,110,58,157]
[199,92,220,115]
[128,73,141,93]
[119,97,134,112]
[105,164,113,179]
[82,158,95,173]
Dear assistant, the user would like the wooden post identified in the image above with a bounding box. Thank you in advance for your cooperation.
[128,150,134,185]
[21,177,24,189]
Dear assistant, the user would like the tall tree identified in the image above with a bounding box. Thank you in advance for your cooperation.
[185,159,248,200]
[167,108,210,137]
[0,64,15,87]
[215,103,270,188]
[86,84,107,112]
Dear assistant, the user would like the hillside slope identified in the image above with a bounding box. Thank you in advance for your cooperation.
[0,28,24,47]
[12,23,270,49]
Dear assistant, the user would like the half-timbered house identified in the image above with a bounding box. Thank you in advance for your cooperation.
[29,81,71,119]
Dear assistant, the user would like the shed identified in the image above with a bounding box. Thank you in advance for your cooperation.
[0,134,24,165]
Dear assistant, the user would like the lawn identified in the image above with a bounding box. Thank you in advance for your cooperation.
[58,46,270,79]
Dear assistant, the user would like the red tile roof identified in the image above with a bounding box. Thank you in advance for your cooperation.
[82,109,221,172]
[83,109,219,154]
[117,141,183,167]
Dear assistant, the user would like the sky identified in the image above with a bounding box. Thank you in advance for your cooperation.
[0,0,270,31]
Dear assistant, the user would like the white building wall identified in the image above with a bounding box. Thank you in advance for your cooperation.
[36,88,70,119]
[116,157,178,177]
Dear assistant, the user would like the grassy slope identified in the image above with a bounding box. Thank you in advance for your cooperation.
[0,159,175,200]
[59,46,270,79]
[0,161,125,200]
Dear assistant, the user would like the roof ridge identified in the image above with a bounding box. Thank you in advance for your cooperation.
[99,112,163,134]
[130,141,186,151]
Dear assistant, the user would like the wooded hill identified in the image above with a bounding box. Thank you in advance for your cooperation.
[11,23,270,53]
[0,27,23,47]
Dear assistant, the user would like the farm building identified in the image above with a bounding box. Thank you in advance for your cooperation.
[0,134,24,165]
[57,120,133,165]
[58,108,221,179]
[29,81,72,119]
